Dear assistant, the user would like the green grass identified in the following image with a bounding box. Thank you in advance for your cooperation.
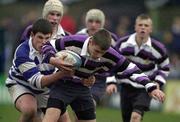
[0,104,179,122]
[96,107,180,122]
[0,104,20,122]
[143,111,180,122]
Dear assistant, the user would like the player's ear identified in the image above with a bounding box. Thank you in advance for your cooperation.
[89,37,96,46]
[134,23,137,32]
[30,31,34,37]
[89,38,93,45]
[150,26,153,33]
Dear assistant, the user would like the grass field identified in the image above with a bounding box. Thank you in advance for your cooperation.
[0,104,179,122]
[0,75,180,122]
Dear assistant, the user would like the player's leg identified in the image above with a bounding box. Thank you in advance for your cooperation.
[43,98,65,122]
[37,89,71,122]
[43,80,75,122]
[43,107,62,122]
[121,96,132,122]
[71,89,96,122]
[130,111,142,122]
[17,94,37,122]
[58,111,71,122]
[74,108,96,122]
[40,101,70,122]
[91,77,106,107]
[130,89,151,122]
[8,84,38,122]
[73,81,103,122]
[120,84,133,122]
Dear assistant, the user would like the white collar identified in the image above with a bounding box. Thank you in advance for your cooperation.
[77,28,89,35]
[29,37,39,55]
[52,25,65,39]
[81,37,91,56]
[80,37,101,61]
[127,33,152,47]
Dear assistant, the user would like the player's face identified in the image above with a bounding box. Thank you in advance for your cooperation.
[88,39,107,59]
[135,18,152,39]
[46,11,62,28]
[86,19,102,36]
[31,32,51,52]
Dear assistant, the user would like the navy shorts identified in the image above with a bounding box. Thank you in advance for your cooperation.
[120,84,151,121]
[48,80,95,113]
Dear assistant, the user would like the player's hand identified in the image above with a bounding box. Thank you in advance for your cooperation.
[50,57,74,71]
[60,69,74,77]
[149,89,165,103]
[82,76,95,87]
[106,84,117,95]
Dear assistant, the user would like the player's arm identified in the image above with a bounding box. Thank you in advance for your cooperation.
[114,56,165,102]
[49,56,73,71]
[17,56,73,89]
[41,70,73,87]
[106,76,117,95]
[106,84,117,95]
[41,41,73,70]
[155,53,170,88]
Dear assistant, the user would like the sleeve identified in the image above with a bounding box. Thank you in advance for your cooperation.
[155,52,170,87]
[41,41,56,63]
[55,37,66,51]
[114,57,157,92]
[15,54,43,89]
[106,76,117,85]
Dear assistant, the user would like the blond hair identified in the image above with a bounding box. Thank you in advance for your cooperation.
[85,9,105,28]
[42,0,63,18]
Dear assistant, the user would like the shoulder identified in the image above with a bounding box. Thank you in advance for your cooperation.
[15,40,30,57]
[20,24,33,43]
[60,34,88,42]
[55,35,88,50]
[119,35,131,42]
[110,32,119,42]
[104,47,125,61]
[115,35,131,48]
[151,38,168,55]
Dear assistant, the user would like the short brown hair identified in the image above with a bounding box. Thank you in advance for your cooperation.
[92,29,112,50]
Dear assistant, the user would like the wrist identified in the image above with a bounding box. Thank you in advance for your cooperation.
[145,83,157,93]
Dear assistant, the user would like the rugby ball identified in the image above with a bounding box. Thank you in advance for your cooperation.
[55,50,82,68]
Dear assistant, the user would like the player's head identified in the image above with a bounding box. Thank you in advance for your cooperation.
[135,14,153,39]
[42,0,63,27]
[31,19,52,52]
[88,28,111,59]
[85,9,105,36]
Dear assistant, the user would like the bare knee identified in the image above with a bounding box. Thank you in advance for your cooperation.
[16,94,37,121]
[22,105,37,115]
[130,112,142,122]
[58,111,71,122]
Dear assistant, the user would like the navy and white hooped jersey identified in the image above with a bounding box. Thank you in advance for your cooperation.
[115,33,170,88]
[6,38,55,94]
[45,34,157,92]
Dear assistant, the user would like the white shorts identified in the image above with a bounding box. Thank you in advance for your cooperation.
[8,83,49,109]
